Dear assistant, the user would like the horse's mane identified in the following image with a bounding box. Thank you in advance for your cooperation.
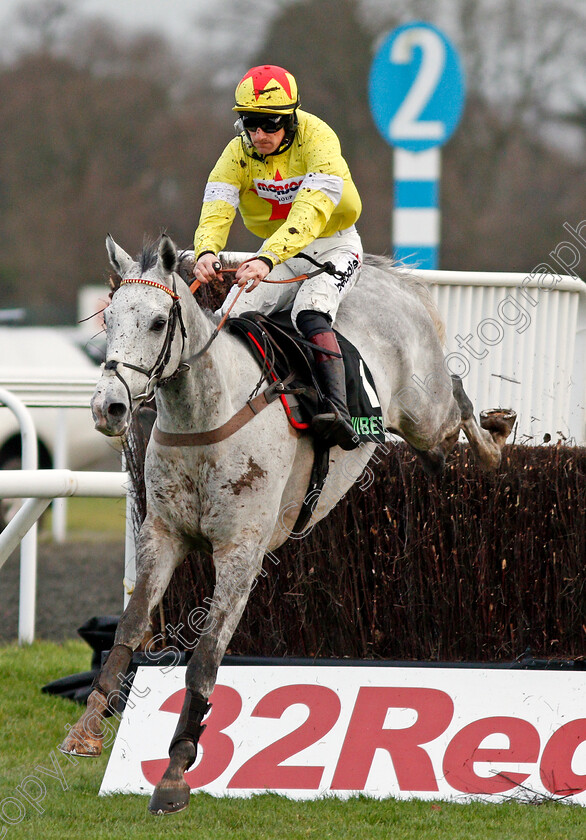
[138,240,161,273]
[363,254,446,345]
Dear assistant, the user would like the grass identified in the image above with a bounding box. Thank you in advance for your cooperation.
[0,642,584,839]
[40,497,126,540]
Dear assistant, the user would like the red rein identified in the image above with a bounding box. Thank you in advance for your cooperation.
[189,265,310,333]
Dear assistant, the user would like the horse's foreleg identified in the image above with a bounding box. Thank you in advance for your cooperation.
[149,544,263,816]
[60,517,185,757]
[409,442,447,476]
[401,381,461,476]
[479,408,517,448]
[452,376,516,470]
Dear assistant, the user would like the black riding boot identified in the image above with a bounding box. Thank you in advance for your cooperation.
[309,332,359,451]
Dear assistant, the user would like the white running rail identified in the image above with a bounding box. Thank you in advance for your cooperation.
[0,387,131,644]
[0,375,101,542]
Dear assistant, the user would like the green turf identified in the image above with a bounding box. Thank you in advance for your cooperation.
[0,641,583,839]
[41,497,126,539]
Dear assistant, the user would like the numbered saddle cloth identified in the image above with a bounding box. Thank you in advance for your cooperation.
[226,311,386,445]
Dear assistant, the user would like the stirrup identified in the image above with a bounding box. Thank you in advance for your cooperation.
[312,408,359,451]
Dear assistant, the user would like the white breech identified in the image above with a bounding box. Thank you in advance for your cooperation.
[217,225,363,330]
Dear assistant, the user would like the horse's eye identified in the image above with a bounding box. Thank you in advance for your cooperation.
[150,317,167,333]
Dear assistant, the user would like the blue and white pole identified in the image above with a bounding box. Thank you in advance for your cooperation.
[369,22,466,270]
[393,147,440,268]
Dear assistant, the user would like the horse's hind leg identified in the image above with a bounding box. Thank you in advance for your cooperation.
[59,517,184,757]
[452,375,516,469]
[149,542,263,816]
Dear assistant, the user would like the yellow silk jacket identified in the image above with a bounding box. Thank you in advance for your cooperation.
[193,110,362,267]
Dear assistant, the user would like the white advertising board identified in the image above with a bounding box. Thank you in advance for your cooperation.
[100,665,585,804]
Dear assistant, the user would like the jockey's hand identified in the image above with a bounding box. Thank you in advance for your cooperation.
[235,258,270,292]
[194,253,222,285]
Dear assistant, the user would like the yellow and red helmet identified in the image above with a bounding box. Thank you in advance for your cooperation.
[233,65,299,114]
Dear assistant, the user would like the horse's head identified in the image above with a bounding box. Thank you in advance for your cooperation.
[91,234,186,436]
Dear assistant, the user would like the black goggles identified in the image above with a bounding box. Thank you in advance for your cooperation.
[240,113,287,134]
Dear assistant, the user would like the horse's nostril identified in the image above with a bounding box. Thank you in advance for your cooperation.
[107,402,128,420]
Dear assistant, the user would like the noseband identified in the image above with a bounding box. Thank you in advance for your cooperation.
[104,275,188,408]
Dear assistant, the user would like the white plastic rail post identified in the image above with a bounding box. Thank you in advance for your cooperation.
[0,387,39,644]
[122,451,136,609]
[52,407,69,542]
[0,468,129,643]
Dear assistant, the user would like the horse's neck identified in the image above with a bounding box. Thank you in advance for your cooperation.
[154,288,245,434]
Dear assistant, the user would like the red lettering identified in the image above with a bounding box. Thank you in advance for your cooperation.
[141,684,241,788]
[256,180,301,194]
[540,719,586,795]
[443,717,540,794]
[330,687,453,791]
[229,684,340,790]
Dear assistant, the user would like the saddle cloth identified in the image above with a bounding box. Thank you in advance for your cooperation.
[226,311,386,445]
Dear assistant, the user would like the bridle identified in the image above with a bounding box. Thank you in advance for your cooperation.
[104,274,188,408]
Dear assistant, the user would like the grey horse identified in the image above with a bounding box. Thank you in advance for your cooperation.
[59,235,515,814]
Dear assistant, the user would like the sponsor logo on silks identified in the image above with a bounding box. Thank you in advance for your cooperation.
[335,254,362,292]
[252,169,304,221]
[253,172,303,205]
[351,415,385,437]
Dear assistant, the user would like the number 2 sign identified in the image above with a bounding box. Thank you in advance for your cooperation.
[369,22,466,152]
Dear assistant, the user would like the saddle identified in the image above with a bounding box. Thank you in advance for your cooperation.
[226,311,386,445]
[226,310,386,535]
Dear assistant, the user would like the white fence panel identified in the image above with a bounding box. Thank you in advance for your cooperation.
[415,271,585,444]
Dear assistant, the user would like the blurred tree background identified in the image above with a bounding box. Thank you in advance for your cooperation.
[0,0,584,323]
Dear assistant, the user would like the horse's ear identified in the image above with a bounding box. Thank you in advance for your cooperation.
[106,235,134,276]
[158,235,178,275]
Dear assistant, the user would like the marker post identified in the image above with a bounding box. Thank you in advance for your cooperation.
[369,22,466,268]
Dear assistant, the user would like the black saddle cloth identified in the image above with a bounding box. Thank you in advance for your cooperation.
[226,311,385,444]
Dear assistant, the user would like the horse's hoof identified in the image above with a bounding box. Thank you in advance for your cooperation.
[148,781,190,816]
[59,732,102,757]
[480,408,517,437]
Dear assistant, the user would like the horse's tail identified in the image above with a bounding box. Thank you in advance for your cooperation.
[363,254,446,346]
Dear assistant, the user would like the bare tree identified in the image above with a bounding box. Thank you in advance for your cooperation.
[0,15,226,322]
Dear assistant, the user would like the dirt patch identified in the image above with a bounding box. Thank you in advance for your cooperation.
[0,539,124,643]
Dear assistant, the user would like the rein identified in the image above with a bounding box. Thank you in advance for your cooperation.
[104,256,335,439]
[186,257,336,357]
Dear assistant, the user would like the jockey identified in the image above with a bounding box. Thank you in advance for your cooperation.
[193,64,363,451]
